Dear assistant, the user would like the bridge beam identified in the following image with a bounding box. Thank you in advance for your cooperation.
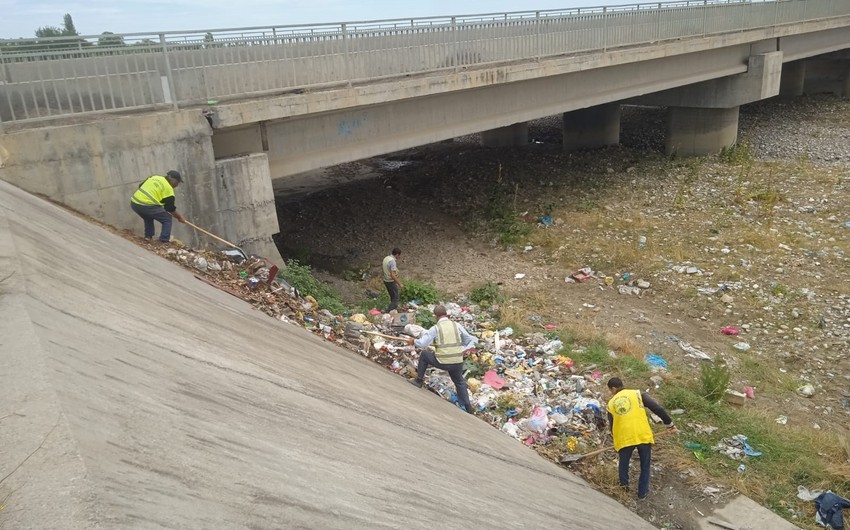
[562,103,620,152]
[480,122,528,147]
[779,60,807,97]
[631,52,782,109]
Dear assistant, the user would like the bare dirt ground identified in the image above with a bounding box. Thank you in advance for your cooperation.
[275,95,850,529]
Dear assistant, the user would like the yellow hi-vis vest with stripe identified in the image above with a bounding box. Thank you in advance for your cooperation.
[607,389,655,451]
[434,318,463,365]
[131,175,174,206]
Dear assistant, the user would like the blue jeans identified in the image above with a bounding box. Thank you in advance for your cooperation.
[618,443,652,498]
[131,202,173,242]
[416,350,473,413]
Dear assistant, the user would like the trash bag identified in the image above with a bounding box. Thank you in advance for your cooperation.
[528,406,548,433]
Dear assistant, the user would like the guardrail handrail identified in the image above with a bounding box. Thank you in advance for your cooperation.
[1,0,848,124]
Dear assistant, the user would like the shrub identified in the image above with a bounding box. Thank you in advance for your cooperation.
[700,359,731,403]
[416,308,437,329]
[470,281,505,306]
[280,260,347,315]
[400,279,440,304]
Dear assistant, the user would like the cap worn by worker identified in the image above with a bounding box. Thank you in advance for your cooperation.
[166,170,183,183]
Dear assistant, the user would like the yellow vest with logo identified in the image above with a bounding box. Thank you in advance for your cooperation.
[131,175,174,206]
[434,318,463,364]
[607,389,655,451]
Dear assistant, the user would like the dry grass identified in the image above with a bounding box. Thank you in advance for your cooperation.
[605,331,648,358]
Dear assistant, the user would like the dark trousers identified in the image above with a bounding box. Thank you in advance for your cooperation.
[416,350,472,413]
[618,443,652,498]
[131,202,173,242]
[384,281,400,312]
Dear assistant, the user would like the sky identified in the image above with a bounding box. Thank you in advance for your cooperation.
[0,0,627,39]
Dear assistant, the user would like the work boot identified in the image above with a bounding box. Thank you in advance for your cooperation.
[409,379,424,388]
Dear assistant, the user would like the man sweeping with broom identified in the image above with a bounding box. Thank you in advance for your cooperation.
[130,170,186,243]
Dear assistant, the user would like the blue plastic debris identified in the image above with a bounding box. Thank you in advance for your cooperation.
[644,354,668,370]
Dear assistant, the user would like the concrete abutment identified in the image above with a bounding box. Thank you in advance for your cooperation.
[0,110,283,263]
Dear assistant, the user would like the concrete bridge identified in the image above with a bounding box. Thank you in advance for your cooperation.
[1,0,850,261]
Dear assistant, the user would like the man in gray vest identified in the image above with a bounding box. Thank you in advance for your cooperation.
[382,248,404,312]
[406,305,478,414]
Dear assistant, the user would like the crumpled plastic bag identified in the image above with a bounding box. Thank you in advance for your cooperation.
[404,324,426,338]
[528,406,549,433]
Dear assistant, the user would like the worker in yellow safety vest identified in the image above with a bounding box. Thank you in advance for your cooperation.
[406,304,478,414]
[130,170,186,242]
[606,377,678,499]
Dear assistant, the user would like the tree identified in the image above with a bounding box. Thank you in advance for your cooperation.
[62,14,78,36]
[35,13,79,38]
[35,26,65,38]
[33,14,87,54]
[98,32,125,47]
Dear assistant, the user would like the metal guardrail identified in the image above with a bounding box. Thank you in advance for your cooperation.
[1,0,848,124]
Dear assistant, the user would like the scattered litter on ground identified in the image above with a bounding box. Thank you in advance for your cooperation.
[798,486,850,530]
[714,435,763,460]
[644,354,668,371]
[797,384,816,398]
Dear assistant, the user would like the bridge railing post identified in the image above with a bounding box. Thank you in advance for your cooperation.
[656,3,661,42]
[703,0,708,36]
[159,33,178,109]
[342,23,351,85]
[535,11,541,60]
[451,16,458,71]
[603,6,608,51]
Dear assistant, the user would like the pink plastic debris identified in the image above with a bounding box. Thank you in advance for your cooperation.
[369,309,382,316]
[721,326,740,336]
[483,369,506,390]
[744,386,755,399]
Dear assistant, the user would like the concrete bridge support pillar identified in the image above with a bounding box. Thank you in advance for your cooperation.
[665,106,739,156]
[562,103,620,151]
[480,122,528,147]
[804,58,850,97]
[779,60,807,97]
[212,153,283,262]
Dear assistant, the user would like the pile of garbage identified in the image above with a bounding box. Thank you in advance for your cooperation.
[145,241,611,458]
[341,302,610,454]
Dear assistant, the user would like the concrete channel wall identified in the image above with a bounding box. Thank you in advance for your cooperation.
[0,110,282,261]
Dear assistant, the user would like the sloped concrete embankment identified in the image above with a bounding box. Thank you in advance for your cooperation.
[0,179,652,529]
